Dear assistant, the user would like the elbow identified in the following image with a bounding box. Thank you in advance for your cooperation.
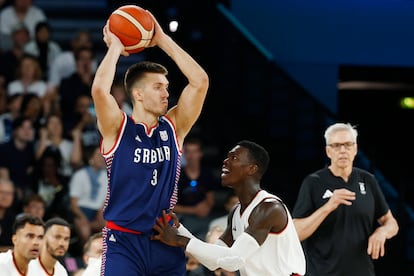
[193,71,209,94]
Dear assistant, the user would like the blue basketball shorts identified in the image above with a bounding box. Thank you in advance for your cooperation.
[101,227,186,275]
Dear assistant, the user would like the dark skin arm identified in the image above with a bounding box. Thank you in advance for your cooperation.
[153,199,288,248]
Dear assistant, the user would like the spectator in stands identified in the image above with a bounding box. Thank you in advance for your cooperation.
[0,22,30,86]
[0,214,45,274]
[73,232,103,276]
[0,178,16,252]
[24,20,62,80]
[47,29,96,97]
[174,137,220,240]
[110,77,132,116]
[58,46,94,131]
[18,193,46,220]
[19,93,44,137]
[0,94,22,143]
[7,54,47,98]
[31,145,71,221]
[0,0,47,50]
[69,145,107,247]
[35,113,83,180]
[63,94,100,148]
[208,189,239,231]
[0,116,35,204]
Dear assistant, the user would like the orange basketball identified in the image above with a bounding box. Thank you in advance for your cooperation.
[108,5,154,54]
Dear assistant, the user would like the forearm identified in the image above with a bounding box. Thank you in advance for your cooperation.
[186,233,260,272]
[157,35,208,87]
[173,204,195,215]
[92,45,122,98]
[294,205,333,241]
[377,214,399,239]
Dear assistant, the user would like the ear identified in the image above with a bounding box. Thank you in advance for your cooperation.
[12,234,17,245]
[325,146,332,159]
[132,87,143,101]
[248,164,258,176]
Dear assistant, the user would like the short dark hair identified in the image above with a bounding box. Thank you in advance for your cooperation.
[124,61,168,99]
[236,140,270,178]
[11,115,31,131]
[13,214,45,234]
[22,193,46,208]
[45,217,71,232]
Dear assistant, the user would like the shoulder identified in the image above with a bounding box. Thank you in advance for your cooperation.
[55,261,69,274]
[0,250,12,263]
[353,167,374,177]
[253,195,287,220]
[30,6,46,16]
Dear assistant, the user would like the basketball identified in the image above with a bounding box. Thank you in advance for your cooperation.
[108,5,154,54]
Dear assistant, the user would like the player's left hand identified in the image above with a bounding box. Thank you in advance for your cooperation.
[152,211,180,247]
[367,228,387,259]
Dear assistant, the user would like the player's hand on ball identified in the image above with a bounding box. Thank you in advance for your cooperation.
[145,10,164,48]
[103,22,129,56]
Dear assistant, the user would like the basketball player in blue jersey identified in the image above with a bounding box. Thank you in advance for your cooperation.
[91,10,209,276]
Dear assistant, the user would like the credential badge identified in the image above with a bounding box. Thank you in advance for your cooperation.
[359,182,366,195]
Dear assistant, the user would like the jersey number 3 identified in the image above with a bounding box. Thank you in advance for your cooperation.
[151,169,158,186]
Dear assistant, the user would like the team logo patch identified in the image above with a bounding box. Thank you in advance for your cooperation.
[359,182,366,195]
[322,189,333,199]
[109,234,116,242]
[159,130,168,141]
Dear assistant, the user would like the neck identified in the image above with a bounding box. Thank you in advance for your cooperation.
[13,251,29,275]
[0,208,5,219]
[236,184,261,210]
[328,165,352,182]
[131,108,159,128]
[13,138,27,150]
[39,252,56,275]
[50,136,62,145]
[184,163,200,179]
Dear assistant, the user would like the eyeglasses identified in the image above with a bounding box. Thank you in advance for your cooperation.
[327,142,355,151]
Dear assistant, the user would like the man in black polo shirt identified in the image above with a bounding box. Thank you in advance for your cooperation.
[292,122,399,276]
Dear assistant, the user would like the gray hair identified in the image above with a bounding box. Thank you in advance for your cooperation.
[324,123,358,145]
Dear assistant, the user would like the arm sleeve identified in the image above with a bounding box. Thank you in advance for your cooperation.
[176,224,195,239]
[186,232,260,271]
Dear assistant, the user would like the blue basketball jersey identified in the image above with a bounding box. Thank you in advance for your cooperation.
[102,112,181,234]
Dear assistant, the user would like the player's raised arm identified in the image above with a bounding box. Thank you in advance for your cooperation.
[147,11,209,145]
[91,23,127,146]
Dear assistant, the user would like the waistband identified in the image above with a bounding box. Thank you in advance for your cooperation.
[106,214,173,235]
[106,221,142,235]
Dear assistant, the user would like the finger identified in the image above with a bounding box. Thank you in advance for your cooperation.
[162,210,169,224]
[380,243,385,257]
[367,242,373,255]
[153,223,161,233]
[171,213,179,227]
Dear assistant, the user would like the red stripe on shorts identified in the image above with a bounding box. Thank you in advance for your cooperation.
[106,221,142,234]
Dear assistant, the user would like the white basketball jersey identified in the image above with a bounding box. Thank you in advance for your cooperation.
[231,190,306,276]
[0,250,23,276]
[29,257,69,275]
